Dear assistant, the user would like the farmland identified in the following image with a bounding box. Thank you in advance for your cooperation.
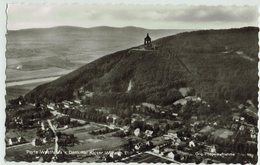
[65,123,127,151]
[6,81,54,101]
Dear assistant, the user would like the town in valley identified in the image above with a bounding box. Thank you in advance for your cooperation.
[5,4,259,164]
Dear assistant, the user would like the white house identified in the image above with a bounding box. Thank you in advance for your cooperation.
[74,99,81,104]
[134,144,141,151]
[47,103,55,110]
[152,146,160,154]
[145,130,153,137]
[134,128,141,137]
[164,133,178,140]
[7,137,24,146]
[210,145,216,153]
[167,152,175,159]
[189,141,195,148]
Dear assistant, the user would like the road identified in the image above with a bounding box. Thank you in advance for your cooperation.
[6,76,60,87]
[92,122,124,131]
[6,142,31,149]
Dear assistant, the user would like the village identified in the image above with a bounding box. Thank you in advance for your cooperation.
[5,33,258,163]
[5,85,258,163]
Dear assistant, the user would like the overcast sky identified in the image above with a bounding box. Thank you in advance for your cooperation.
[7,4,259,30]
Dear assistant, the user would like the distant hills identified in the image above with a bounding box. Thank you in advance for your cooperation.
[25,27,259,106]
[6,26,186,81]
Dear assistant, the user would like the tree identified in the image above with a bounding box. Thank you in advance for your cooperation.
[123,118,131,126]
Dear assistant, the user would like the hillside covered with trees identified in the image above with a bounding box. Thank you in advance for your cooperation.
[25,27,259,107]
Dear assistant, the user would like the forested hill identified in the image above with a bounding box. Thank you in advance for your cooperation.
[25,27,259,106]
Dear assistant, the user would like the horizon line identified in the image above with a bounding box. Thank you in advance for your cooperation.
[8,25,192,31]
[7,25,258,31]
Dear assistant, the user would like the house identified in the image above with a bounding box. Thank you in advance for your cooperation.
[134,142,147,151]
[84,91,94,98]
[122,126,130,133]
[232,113,240,122]
[42,137,47,144]
[146,141,152,147]
[106,114,119,125]
[141,102,161,111]
[134,128,141,137]
[63,100,73,105]
[164,130,178,140]
[32,138,43,146]
[238,104,244,109]
[204,145,216,153]
[167,152,175,159]
[152,146,161,154]
[231,123,239,131]
[47,103,55,110]
[179,87,192,97]
[172,138,181,146]
[131,114,145,124]
[210,145,216,153]
[249,127,257,139]
[173,99,187,106]
[7,138,16,146]
[250,132,257,140]
[145,130,154,138]
[41,121,47,131]
[243,108,258,124]
[135,105,141,111]
[14,117,23,125]
[163,147,175,153]
[240,117,245,121]
[172,113,178,117]
[189,141,195,148]
[238,125,245,132]
[109,151,123,159]
[245,100,256,110]
[7,136,26,146]
[64,104,70,109]
[62,100,73,108]
[134,144,141,151]
[57,133,76,146]
[199,126,214,135]
[185,96,202,102]
[78,87,84,93]
[74,99,81,105]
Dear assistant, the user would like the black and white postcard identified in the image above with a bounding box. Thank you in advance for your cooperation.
[1,0,259,164]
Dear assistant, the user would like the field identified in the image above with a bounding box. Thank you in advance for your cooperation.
[5,122,126,161]
[6,128,38,142]
[6,81,51,101]
[6,67,71,82]
[65,123,127,151]
[62,123,102,134]
[5,142,54,161]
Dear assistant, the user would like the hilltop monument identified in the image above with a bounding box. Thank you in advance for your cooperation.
[144,33,152,48]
